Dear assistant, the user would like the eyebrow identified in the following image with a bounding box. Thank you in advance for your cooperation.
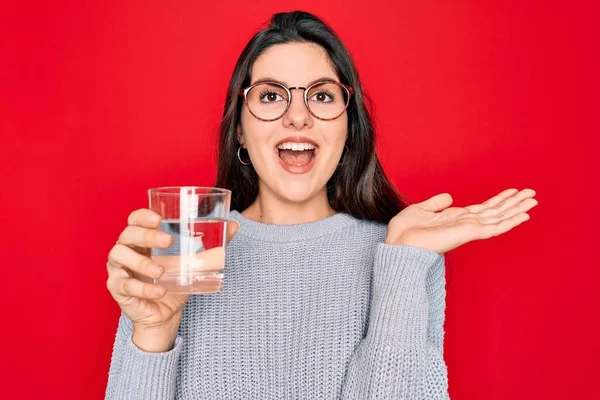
[250,76,340,87]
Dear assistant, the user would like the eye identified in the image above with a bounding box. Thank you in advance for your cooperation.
[309,91,335,103]
[259,90,285,103]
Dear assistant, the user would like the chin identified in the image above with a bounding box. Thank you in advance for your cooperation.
[280,187,314,203]
[273,181,321,203]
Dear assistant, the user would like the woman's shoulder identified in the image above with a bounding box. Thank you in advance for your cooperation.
[347,214,388,242]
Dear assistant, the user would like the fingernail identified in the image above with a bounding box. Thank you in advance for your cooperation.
[150,265,164,277]
[160,234,172,245]
[153,287,165,297]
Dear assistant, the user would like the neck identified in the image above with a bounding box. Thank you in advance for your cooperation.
[240,187,336,225]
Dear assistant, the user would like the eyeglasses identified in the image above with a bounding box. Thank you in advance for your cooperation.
[239,80,354,121]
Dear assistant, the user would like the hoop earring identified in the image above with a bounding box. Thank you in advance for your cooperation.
[237,146,252,166]
[338,144,350,167]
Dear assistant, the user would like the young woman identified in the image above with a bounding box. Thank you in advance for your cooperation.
[105,11,537,399]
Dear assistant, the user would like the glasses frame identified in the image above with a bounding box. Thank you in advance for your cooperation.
[239,80,355,122]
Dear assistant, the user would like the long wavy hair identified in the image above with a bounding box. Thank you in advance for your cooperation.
[214,10,410,224]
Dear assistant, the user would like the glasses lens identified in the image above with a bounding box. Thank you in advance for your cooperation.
[306,82,349,120]
[246,83,289,120]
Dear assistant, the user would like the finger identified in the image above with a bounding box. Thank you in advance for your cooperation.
[118,225,173,249]
[108,244,165,279]
[417,193,453,212]
[127,208,163,228]
[106,258,131,281]
[474,197,538,225]
[479,188,536,218]
[226,220,240,245]
[465,188,519,213]
[477,212,531,239]
[494,197,538,221]
[119,278,166,299]
[153,246,226,273]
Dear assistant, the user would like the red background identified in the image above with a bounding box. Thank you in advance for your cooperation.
[1,1,597,399]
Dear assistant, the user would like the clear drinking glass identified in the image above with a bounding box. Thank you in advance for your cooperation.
[148,186,231,294]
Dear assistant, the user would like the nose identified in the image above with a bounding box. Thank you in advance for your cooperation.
[282,87,313,129]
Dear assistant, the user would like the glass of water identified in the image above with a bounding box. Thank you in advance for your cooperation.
[148,186,232,294]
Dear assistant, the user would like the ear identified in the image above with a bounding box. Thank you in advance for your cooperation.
[236,124,245,148]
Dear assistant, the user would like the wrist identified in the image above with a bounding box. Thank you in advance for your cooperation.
[384,234,440,254]
[132,317,181,353]
[384,233,408,246]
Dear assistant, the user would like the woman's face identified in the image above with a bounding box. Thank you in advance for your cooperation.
[237,42,347,205]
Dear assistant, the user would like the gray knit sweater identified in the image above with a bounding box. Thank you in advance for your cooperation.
[105,210,449,399]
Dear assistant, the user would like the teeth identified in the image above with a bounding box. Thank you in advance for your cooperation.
[277,142,316,151]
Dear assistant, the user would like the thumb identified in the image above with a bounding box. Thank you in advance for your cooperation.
[225,220,240,245]
[417,193,453,212]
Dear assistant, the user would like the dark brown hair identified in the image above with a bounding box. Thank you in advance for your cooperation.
[215,10,410,224]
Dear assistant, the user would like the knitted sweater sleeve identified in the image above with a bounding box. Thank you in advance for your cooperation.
[340,243,450,399]
[104,312,182,400]
[104,226,199,400]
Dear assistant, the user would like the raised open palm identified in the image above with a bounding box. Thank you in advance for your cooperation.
[385,188,538,254]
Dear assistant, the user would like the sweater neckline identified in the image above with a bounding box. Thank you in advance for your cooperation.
[228,209,358,242]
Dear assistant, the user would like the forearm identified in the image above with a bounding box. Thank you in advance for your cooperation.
[367,243,442,344]
[105,313,183,400]
[341,243,449,399]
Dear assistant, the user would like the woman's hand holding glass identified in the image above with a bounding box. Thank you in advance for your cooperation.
[106,208,239,352]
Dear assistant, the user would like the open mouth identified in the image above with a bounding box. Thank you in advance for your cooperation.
[276,143,318,167]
